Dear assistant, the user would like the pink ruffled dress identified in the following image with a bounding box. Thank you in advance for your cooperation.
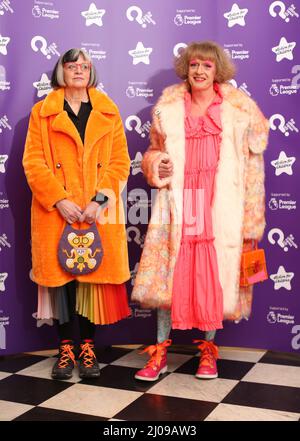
[171,86,224,331]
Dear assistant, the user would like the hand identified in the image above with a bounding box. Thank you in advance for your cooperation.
[56,199,82,224]
[79,201,99,224]
[158,158,173,179]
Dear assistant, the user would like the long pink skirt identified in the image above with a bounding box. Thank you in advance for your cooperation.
[171,92,224,331]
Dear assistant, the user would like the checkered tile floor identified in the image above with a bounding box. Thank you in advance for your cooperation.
[0,345,300,421]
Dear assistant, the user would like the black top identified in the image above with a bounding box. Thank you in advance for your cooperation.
[63,99,108,207]
[64,99,92,144]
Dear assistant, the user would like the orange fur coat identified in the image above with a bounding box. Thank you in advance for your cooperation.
[23,87,130,287]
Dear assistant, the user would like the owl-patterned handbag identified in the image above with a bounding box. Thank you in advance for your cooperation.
[58,222,103,275]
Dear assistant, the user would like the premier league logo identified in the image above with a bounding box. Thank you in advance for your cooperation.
[32,6,42,18]
[269,198,279,210]
[270,84,279,96]
[174,14,184,26]
[126,86,136,98]
[267,311,277,324]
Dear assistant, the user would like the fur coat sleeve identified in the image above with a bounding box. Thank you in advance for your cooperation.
[141,109,172,189]
[243,99,269,241]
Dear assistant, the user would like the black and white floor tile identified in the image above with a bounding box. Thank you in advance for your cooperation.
[0,345,300,421]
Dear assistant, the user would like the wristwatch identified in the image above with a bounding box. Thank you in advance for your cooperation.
[91,192,109,207]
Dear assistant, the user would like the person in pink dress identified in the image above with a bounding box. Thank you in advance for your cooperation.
[132,41,269,381]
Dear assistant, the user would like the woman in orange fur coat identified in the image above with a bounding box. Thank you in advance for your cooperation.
[132,41,269,382]
[23,49,131,380]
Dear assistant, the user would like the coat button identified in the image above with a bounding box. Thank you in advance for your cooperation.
[97,163,102,168]
[56,163,61,169]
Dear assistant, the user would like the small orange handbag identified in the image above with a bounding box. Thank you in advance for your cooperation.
[240,240,268,287]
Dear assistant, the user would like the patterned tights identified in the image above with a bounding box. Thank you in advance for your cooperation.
[157,309,216,343]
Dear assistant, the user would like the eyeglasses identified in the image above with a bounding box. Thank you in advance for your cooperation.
[63,62,91,72]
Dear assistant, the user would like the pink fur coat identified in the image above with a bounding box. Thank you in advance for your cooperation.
[131,82,269,321]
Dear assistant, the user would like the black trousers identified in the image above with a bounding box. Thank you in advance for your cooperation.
[56,281,96,342]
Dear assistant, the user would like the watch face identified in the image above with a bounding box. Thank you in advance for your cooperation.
[95,193,108,205]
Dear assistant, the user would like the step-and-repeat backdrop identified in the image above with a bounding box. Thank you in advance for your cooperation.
[1,0,299,355]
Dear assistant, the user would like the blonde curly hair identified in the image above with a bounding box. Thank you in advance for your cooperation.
[174,41,236,84]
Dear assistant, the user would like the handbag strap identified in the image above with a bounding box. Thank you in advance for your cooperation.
[65,221,98,234]
[244,239,258,251]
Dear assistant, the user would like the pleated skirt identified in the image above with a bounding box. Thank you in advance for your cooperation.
[37,282,130,325]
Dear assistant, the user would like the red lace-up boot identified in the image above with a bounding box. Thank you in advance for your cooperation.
[134,339,172,381]
[194,339,219,379]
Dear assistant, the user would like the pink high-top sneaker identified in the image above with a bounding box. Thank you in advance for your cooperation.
[194,339,219,379]
[134,339,172,381]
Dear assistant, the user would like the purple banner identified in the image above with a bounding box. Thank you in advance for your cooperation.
[0,0,299,355]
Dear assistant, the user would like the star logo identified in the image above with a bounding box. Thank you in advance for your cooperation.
[224,3,248,27]
[0,35,10,55]
[272,37,296,62]
[131,152,143,175]
[128,42,153,65]
[0,273,8,292]
[270,265,294,290]
[271,151,296,176]
[0,155,8,173]
[81,3,105,27]
[33,73,52,98]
